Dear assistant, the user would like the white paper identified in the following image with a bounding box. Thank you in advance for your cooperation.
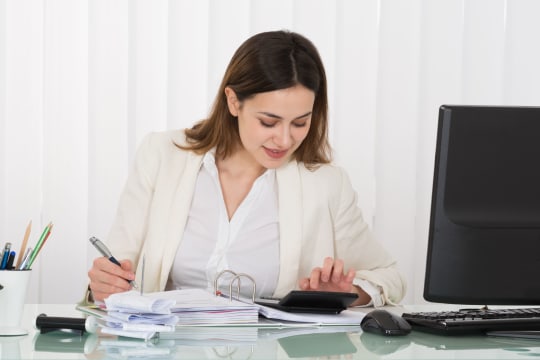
[106,312,178,325]
[256,305,366,325]
[104,290,175,314]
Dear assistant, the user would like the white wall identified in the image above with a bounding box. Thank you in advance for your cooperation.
[1,0,540,304]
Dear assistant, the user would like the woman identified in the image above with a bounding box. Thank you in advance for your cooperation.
[87,30,406,306]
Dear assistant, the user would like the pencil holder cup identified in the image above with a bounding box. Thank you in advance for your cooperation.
[0,269,32,336]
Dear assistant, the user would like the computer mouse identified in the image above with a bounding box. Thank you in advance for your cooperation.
[361,309,412,336]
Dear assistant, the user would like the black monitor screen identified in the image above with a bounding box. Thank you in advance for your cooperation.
[424,105,540,305]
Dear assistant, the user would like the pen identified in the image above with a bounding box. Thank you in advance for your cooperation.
[6,251,16,269]
[1,242,12,269]
[18,247,32,270]
[89,237,137,288]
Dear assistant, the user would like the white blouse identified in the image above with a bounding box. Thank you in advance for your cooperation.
[167,152,280,298]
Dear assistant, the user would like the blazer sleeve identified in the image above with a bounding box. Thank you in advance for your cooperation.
[330,167,407,305]
[106,132,162,265]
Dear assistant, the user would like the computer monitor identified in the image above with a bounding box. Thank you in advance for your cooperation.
[424,105,540,305]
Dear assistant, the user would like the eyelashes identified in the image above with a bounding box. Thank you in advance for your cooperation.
[259,120,308,128]
[259,120,274,128]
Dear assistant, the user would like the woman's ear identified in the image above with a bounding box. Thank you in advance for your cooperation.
[224,87,239,117]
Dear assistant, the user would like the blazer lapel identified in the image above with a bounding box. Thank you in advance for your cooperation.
[274,160,303,297]
[159,151,204,289]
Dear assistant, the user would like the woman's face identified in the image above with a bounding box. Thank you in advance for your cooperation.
[225,85,315,170]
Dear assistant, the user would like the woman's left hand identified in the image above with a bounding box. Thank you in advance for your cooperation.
[298,257,355,292]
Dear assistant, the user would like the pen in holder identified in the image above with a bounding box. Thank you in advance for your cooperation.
[0,269,32,336]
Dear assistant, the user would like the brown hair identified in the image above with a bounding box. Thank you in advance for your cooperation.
[179,30,332,167]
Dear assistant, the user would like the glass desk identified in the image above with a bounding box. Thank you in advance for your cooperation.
[1,304,540,359]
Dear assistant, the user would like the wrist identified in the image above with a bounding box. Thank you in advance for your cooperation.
[350,285,372,306]
[352,278,385,307]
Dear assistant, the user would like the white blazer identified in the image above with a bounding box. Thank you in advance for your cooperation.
[106,130,406,304]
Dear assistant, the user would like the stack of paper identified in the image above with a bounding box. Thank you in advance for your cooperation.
[101,290,178,340]
[97,288,260,339]
[166,288,259,325]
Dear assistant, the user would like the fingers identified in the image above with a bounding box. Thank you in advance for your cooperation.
[331,258,345,282]
[345,267,356,282]
[88,257,135,301]
[309,267,322,289]
[119,259,134,273]
[299,257,356,292]
[93,257,135,282]
[320,257,346,284]
[298,277,310,290]
[320,257,334,282]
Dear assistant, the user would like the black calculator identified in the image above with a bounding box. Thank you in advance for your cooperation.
[255,291,358,314]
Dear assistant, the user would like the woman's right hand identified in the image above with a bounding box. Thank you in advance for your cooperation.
[88,257,136,302]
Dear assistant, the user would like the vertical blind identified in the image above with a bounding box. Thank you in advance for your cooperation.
[1,0,539,304]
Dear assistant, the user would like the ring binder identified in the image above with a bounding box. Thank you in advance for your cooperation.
[213,270,257,303]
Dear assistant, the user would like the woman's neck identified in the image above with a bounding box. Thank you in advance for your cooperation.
[216,149,266,180]
[216,150,267,220]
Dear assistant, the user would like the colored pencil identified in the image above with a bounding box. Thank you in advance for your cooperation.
[26,222,53,269]
[16,220,32,268]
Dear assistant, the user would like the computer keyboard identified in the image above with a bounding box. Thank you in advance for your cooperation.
[402,308,540,335]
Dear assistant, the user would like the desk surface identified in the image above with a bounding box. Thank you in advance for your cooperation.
[2,304,540,359]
